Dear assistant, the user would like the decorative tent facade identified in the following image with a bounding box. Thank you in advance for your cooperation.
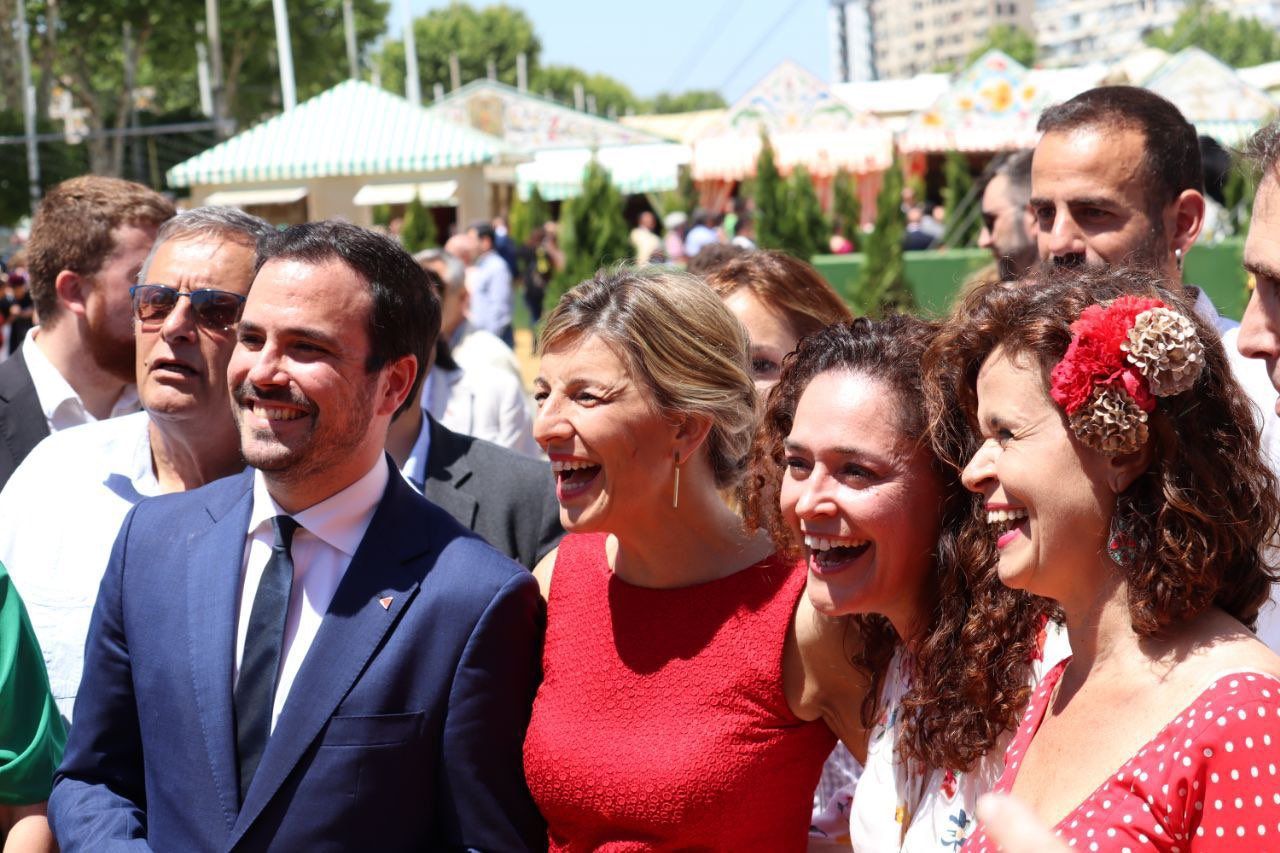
[168,80,505,225]
[692,61,894,216]
[1140,48,1277,148]
[898,51,1053,154]
[426,80,687,201]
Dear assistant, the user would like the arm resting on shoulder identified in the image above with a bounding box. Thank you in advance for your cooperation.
[785,593,873,763]
[437,568,547,851]
[47,509,152,851]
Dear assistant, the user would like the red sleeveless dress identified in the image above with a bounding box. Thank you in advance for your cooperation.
[523,533,835,852]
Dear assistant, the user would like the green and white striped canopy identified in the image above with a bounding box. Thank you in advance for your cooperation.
[167,80,505,188]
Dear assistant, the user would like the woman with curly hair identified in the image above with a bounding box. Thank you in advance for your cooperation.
[745,314,1067,850]
[926,267,1280,851]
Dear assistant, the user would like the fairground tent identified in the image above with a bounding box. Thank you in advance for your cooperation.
[898,50,1052,154]
[167,80,506,225]
[1140,47,1278,148]
[691,61,893,214]
[426,80,686,201]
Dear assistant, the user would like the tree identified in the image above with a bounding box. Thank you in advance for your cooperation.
[854,161,913,316]
[0,110,86,226]
[941,150,979,247]
[644,90,727,114]
[753,133,787,252]
[509,186,549,246]
[531,65,637,115]
[832,169,862,245]
[549,160,630,311]
[400,196,437,253]
[777,166,829,262]
[966,25,1037,66]
[376,3,540,100]
[1145,0,1280,67]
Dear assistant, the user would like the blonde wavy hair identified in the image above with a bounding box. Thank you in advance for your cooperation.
[541,265,757,488]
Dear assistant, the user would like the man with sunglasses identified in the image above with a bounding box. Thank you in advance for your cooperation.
[0,207,271,724]
[0,176,174,490]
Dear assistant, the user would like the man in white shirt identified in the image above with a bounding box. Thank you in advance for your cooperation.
[416,248,521,381]
[50,221,544,851]
[0,206,269,721]
[465,221,515,347]
[0,176,174,489]
[1031,86,1280,646]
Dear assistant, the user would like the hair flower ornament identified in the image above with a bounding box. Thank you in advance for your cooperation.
[1049,295,1205,456]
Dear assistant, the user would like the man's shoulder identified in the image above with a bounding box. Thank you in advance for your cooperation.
[0,349,34,400]
[128,467,252,526]
[453,326,520,374]
[9,410,151,489]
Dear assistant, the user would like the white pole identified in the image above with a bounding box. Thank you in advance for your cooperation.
[14,0,39,213]
[343,0,358,79]
[271,0,297,110]
[402,0,421,105]
[516,52,527,91]
[205,0,228,135]
[196,42,213,116]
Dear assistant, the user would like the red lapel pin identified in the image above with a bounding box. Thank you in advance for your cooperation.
[378,596,393,610]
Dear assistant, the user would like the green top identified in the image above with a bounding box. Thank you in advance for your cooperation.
[0,563,65,804]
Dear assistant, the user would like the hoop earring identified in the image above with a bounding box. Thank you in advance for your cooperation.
[672,452,681,509]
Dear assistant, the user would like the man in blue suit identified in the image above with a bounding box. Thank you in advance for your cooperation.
[49,221,546,851]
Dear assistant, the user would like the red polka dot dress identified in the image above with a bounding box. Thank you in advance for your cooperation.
[964,659,1280,852]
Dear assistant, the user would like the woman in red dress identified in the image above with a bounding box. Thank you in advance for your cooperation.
[922,267,1280,851]
[523,267,870,851]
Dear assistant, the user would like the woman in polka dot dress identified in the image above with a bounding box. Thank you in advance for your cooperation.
[922,269,1280,852]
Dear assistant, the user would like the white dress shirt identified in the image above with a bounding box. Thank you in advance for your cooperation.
[424,364,540,458]
[451,320,523,384]
[234,457,387,732]
[0,411,158,720]
[22,330,140,432]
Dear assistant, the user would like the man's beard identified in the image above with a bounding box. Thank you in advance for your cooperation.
[85,312,137,384]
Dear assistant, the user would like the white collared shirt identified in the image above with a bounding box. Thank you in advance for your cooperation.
[0,410,158,721]
[234,457,388,732]
[22,330,140,432]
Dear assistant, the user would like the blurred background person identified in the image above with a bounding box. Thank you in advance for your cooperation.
[684,208,720,258]
[703,250,852,392]
[976,150,1037,281]
[629,211,662,265]
[517,224,563,337]
[662,211,688,264]
[466,221,514,347]
[416,249,521,382]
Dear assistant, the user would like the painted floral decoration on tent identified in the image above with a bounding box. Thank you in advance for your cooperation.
[1049,295,1205,456]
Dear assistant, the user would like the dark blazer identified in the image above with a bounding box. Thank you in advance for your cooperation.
[422,415,563,571]
[0,349,49,489]
[49,459,546,852]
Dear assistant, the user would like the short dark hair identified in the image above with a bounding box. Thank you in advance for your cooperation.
[976,149,1033,208]
[26,175,175,327]
[1242,120,1280,185]
[1037,86,1204,213]
[468,221,496,244]
[254,221,439,417]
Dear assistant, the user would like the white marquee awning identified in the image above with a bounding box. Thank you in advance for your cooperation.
[352,180,459,207]
[203,186,307,207]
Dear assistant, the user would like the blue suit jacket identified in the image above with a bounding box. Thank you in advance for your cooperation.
[49,460,546,851]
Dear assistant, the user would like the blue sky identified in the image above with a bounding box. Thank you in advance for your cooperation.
[391,0,831,103]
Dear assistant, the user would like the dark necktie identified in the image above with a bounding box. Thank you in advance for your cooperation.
[234,514,299,805]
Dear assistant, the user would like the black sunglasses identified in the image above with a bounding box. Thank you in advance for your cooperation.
[129,284,247,331]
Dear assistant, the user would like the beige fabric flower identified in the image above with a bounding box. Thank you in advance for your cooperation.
[1122,307,1204,397]
[1068,386,1150,456]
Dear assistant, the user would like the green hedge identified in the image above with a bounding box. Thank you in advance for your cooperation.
[812,239,1251,320]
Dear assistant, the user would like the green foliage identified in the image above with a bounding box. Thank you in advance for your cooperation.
[646,90,727,114]
[377,2,540,100]
[776,166,829,262]
[966,25,1038,67]
[371,203,393,228]
[832,169,862,245]
[548,159,630,311]
[753,133,787,252]
[941,150,979,247]
[400,196,437,253]
[1222,158,1254,237]
[854,161,913,316]
[0,110,88,226]
[1146,0,1280,66]
[509,186,549,246]
[531,64,636,115]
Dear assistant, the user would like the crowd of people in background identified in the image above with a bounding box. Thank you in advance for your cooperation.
[5,84,1280,853]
